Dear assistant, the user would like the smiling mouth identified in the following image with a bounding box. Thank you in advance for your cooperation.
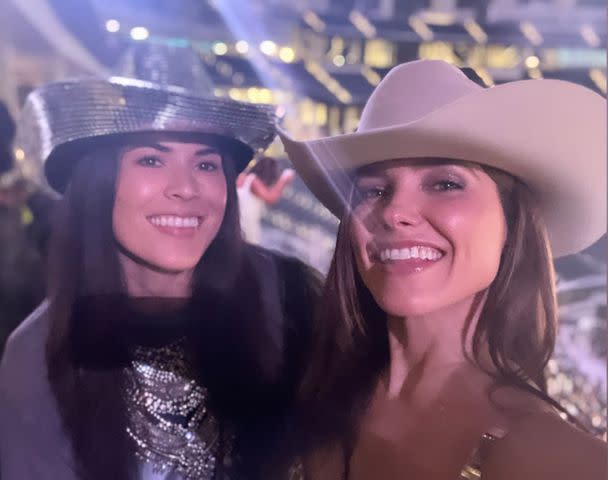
[377,246,444,263]
[147,215,202,228]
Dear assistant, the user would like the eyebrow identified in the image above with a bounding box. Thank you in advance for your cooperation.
[356,158,481,180]
[129,143,220,156]
[147,143,171,152]
[194,147,220,156]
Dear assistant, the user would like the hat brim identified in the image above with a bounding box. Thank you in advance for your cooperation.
[279,79,606,257]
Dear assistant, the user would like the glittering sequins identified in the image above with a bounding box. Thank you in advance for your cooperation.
[16,77,278,192]
[124,340,229,480]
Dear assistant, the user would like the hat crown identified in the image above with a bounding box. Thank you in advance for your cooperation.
[358,60,482,132]
[117,44,215,96]
[16,43,278,193]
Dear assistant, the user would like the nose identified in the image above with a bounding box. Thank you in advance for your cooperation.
[378,194,423,231]
[164,166,200,201]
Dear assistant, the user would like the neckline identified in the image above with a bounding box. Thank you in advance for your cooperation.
[124,302,193,348]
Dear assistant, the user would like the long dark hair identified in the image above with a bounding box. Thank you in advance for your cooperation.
[298,164,573,461]
[46,133,315,479]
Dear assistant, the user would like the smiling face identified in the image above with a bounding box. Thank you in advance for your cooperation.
[349,158,507,318]
[112,139,227,274]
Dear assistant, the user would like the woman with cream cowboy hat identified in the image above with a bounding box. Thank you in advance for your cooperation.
[279,59,606,479]
[0,46,321,480]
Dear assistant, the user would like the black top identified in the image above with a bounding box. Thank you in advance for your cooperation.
[0,245,322,480]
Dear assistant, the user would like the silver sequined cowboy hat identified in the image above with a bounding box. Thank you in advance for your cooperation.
[278,59,607,257]
[16,47,277,194]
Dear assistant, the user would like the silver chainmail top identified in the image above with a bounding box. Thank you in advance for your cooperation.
[124,340,231,480]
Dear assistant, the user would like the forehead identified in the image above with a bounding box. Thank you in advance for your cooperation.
[354,157,480,177]
[120,132,225,152]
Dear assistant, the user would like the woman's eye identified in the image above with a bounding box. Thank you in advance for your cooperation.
[431,180,464,192]
[362,187,387,198]
[137,156,163,167]
[353,185,390,205]
[197,161,219,172]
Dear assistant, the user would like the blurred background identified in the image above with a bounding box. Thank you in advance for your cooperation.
[0,0,605,437]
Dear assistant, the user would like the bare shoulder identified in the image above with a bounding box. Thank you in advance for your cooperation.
[483,410,607,480]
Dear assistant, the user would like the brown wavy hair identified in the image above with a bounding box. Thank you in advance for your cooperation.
[297,163,572,461]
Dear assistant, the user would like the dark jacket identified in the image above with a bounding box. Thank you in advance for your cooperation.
[0,246,321,479]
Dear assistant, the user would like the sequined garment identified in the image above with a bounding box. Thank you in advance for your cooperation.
[124,340,228,480]
[459,431,500,479]
[288,431,501,480]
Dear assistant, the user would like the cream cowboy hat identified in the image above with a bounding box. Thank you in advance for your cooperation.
[278,59,606,257]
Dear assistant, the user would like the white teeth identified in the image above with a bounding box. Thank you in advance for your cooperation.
[149,216,200,228]
[378,246,443,262]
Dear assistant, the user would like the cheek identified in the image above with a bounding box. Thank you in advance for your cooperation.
[349,216,372,271]
[204,177,228,213]
[112,171,160,239]
[443,199,506,290]
[114,167,162,210]
[112,169,151,243]
[198,177,228,234]
[350,218,394,311]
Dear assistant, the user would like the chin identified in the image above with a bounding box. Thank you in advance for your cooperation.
[373,291,446,318]
[380,302,439,318]
[144,254,201,274]
[161,261,199,273]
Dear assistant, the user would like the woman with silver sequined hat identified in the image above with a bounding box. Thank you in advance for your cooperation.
[279,59,606,479]
[0,47,320,480]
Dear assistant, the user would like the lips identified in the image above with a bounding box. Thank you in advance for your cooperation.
[367,239,447,276]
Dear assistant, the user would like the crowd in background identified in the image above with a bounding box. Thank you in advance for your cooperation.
[0,102,54,354]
